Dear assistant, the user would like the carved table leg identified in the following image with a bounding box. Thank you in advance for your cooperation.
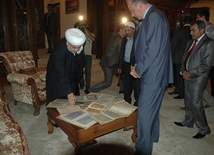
[124,125,137,143]
[14,99,18,105]
[67,137,97,155]
[47,118,54,134]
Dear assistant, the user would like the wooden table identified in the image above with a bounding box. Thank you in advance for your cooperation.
[47,108,137,154]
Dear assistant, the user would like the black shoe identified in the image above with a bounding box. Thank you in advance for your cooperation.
[80,85,84,90]
[119,90,124,94]
[180,107,186,110]
[168,91,178,95]
[193,133,206,139]
[84,89,90,94]
[173,95,184,99]
[174,122,185,127]
[204,105,210,108]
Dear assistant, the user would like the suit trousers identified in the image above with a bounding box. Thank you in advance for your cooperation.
[136,86,165,155]
[173,63,184,97]
[80,55,92,89]
[89,66,114,92]
[123,62,140,105]
[46,31,57,51]
[182,81,211,134]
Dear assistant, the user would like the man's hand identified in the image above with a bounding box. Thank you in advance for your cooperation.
[182,71,192,80]
[118,69,122,74]
[130,65,141,78]
[67,93,76,105]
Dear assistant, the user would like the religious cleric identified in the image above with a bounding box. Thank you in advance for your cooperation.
[46,28,86,105]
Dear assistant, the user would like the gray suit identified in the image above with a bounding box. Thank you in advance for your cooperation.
[134,6,173,155]
[180,35,214,134]
[89,33,123,92]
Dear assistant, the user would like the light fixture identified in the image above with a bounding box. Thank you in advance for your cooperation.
[122,17,127,24]
[79,15,84,21]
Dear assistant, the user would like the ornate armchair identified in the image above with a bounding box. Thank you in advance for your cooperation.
[0,51,46,116]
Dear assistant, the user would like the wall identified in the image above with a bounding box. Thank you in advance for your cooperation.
[190,0,214,25]
[44,0,87,41]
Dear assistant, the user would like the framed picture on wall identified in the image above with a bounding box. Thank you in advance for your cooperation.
[65,0,79,14]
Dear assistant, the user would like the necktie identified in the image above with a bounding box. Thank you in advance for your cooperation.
[184,40,197,71]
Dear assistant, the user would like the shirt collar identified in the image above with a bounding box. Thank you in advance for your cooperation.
[197,33,205,43]
[143,5,152,19]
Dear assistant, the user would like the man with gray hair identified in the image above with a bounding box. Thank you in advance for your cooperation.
[46,28,86,106]
[126,0,173,154]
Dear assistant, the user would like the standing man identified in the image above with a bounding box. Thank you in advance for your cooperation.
[126,0,173,154]
[118,21,139,105]
[46,28,86,105]
[169,16,192,99]
[74,21,96,93]
[196,9,214,106]
[42,3,59,53]
[86,25,126,93]
[174,21,214,139]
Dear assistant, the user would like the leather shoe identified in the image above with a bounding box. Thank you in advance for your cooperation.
[119,90,124,94]
[168,91,178,95]
[193,133,206,139]
[84,89,90,94]
[174,122,185,127]
[173,95,184,99]
[180,107,185,110]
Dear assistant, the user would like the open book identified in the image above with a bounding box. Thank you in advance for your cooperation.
[57,111,97,129]
[91,100,137,125]
[108,100,137,117]
[46,99,68,109]
[84,102,107,114]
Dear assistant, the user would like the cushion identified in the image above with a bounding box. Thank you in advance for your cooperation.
[19,67,40,83]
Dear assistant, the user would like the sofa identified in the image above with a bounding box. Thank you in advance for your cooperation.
[0,86,30,155]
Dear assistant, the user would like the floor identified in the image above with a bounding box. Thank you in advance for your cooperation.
[3,49,214,155]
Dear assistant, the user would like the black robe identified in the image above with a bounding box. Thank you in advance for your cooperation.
[46,38,82,103]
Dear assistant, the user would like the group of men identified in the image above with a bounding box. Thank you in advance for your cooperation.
[45,0,214,155]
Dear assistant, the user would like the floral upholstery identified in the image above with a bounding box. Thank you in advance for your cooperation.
[0,51,46,115]
[0,86,30,155]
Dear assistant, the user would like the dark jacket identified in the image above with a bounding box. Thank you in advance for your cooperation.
[171,25,191,64]
[46,38,83,103]
[100,33,123,70]
[42,12,59,33]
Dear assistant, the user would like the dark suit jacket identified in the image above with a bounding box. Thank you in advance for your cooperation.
[171,25,191,64]
[42,12,59,33]
[46,38,83,103]
[100,33,123,71]
[180,35,214,90]
[134,5,173,91]
[118,37,128,70]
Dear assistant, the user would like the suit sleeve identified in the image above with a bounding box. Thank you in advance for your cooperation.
[189,40,214,77]
[135,13,168,76]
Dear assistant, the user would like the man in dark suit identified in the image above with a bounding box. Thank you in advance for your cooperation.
[174,21,214,139]
[118,21,139,105]
[87,25,125,93]
[169,16,192,99]
[46,28,86,105]
[42,3,59,53]
[126,0,173,154]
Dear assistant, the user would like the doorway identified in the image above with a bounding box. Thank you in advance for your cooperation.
[53,3,61,41]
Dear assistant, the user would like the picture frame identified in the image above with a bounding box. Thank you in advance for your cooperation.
[65,0,79,14]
